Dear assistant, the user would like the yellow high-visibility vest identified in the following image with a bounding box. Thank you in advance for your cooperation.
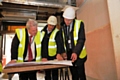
[48,28,59,56]
[0,63,2,72]
[62,20,87,59]
[74,19,87,59]
[34,31,45,62]
[16,28,42,62]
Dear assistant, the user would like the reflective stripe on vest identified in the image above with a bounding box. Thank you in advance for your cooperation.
[74,19,87,59]
[16,29,42,62]
[48,28,59,56]
[0,63,2,72]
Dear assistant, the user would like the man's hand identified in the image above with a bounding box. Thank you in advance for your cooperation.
[61,53,67,60]
[71,53,77,62]
[8,60,17,64]
[56,54,63,60]
[41,58,48,61]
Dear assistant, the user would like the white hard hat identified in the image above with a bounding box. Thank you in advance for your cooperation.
[63,7,75,19]
[47,16,57,25]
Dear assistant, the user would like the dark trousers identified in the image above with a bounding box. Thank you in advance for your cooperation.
[69,63,86,80]
[45,69,58,80]
[67,49,87,80]
[19,71,37,80]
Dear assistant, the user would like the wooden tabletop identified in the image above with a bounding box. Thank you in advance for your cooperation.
[2,60,72,74]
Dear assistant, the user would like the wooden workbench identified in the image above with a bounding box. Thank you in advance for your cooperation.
[2,60,72,80]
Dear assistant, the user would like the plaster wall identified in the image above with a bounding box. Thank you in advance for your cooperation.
[76,0,119,80]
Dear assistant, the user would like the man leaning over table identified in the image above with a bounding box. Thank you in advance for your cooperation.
[41,15,65,80]
[9,19,41,80]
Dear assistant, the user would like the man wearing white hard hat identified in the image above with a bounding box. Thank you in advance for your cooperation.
[60,7,87,80]
[41,15,64,80]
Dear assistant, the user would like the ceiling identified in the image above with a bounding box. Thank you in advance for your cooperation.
[0,0,69,23]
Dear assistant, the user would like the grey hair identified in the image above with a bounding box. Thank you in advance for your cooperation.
[26,19,38,29]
